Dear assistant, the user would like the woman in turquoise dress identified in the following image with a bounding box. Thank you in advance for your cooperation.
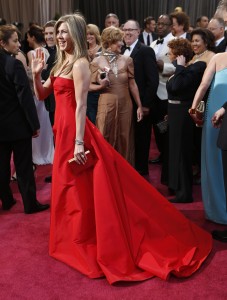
[190,52,227,224]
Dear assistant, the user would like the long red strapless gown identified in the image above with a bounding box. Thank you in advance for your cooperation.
[49,77,212,284]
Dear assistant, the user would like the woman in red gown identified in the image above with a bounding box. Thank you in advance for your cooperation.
[32,13,212,284]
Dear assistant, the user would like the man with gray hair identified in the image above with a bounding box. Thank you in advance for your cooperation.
[208,17,227,52]
[214,0,227,27]
[105,13,119,28]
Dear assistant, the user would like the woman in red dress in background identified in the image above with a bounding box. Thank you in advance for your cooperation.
[31,13,212,284]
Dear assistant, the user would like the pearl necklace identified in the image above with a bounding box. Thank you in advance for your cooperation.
[194,50,208,62]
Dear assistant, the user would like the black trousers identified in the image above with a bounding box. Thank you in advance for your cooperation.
[0,138,37,212]
[151,97,168,155]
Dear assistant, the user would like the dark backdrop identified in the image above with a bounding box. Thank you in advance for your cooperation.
[73,0,220,30]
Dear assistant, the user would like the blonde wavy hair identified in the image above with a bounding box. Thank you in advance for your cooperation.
[87,24,101,45]
[51,13,88,75]
[101,26,124,50]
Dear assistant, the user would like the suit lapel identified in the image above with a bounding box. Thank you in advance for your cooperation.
[130,41,141,59]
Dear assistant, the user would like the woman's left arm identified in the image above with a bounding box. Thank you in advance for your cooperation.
[73,58,91,164]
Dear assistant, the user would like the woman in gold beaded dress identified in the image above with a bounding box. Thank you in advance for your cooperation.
[90,26,143,165]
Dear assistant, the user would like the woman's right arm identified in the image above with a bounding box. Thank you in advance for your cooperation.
[31,48,53,100]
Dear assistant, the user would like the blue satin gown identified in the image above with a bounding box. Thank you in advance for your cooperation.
[201,68,227,224]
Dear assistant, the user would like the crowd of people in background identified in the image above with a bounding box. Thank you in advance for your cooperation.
[1,1,227,243]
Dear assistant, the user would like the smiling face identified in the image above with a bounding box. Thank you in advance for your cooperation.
[1,31,21,55]
[56,22,74,54]
[123,20,140,46]
[191,34,207,54]
[87,31,96,46]
[44,26,55,47]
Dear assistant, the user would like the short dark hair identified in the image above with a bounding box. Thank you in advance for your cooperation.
[191,28,216,51]
[0,17,6,26]
[143,16,155,28]
[168,38,193,63]
[170,12,190,32]
[44,20,56,29]
[196,16,208,23]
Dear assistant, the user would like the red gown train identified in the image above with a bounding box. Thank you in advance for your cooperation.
[49,77,212,284]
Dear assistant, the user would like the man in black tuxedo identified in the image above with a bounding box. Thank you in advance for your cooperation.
[138,16,158,46]
[42,21,57,183]
[0,25,49,213]
[208,17,227,53]
[122,20,159,176]
[42,20,56,126]
[211,102,227,241]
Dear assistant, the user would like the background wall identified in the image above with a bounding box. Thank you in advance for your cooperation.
[0,0,220,34]
[73,0,220,30]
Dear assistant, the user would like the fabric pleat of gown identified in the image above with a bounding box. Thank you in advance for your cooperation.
[49,76,212,284]
[201,68,227,224]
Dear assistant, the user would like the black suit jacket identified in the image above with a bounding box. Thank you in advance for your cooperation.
[215,38,227,53]
[217,102,227,150]
[122,41,159,107]
[138,32,158,45]
[0,50,40,141]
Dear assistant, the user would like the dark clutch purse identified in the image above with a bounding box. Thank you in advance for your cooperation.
[156,119,168,134]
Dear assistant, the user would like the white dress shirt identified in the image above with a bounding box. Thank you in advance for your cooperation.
[123,39,138,57]
[142,31,153,46]
[150,32,175,100]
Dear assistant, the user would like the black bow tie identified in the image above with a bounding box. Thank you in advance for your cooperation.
[125,46,131,51]
[156,38,164,45]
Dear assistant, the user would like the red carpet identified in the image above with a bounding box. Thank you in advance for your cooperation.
[1,144,227,299]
